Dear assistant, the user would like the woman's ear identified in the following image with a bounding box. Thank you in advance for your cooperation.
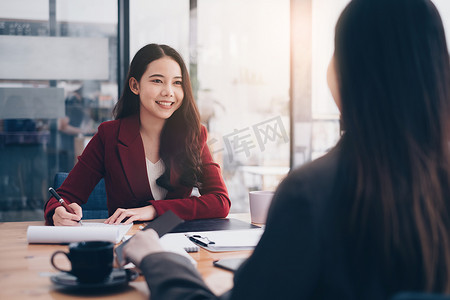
[129,77,139,95]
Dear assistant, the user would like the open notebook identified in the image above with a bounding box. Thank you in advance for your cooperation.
[26,222,133,244]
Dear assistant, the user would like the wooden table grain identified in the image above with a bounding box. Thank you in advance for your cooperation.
[0,214,255,300]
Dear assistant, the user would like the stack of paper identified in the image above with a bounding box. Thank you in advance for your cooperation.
[26,223,133,244]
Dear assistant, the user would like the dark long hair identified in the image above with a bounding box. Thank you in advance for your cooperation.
[113,44,202,188]
[335,0,450,293]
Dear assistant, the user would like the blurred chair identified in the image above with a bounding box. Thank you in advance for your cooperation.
[391,292,450,300]
[53,172,108,219]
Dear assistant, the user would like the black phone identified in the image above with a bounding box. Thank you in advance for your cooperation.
[213,257,247,272]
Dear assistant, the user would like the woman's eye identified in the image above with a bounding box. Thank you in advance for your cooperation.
[151,79,163,83]
[174,80,183,85]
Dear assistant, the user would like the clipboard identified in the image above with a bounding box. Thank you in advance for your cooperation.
[114,210,184,264]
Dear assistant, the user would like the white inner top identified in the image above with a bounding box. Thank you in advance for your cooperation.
[146,158,168,200]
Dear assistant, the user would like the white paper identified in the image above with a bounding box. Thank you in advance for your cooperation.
[185,229,264,252]
[160,233,199,253]
[160,233,199,252]
[27,223,133,244]
[81,222,133,242]
[160,235,197,266]
[121,233,197,266]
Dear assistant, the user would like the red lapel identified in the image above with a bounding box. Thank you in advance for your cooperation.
[117,115,154,200]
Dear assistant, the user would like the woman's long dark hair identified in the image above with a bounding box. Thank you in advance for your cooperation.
[335,0,450,293]
[113,44,202,188]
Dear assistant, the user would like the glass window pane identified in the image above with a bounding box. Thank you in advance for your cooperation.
[433,0,450,50]
[310,0,450,161]
[0,0,49,21]
[0,0,117,221]
[310,0,348,161]
[130,0,291,214]
[129,0,190,64]
[197,0,290,213]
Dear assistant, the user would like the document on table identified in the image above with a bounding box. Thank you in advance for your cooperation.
[26,222,133,244]
[82,222,133,242]
[160,233,199,253]
[114,210,184,265]
[185,228,264,252]
[120,233,198,266]
[160,234,198,265]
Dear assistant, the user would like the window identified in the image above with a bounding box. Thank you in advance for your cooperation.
[0,0,118,221]
[130,0,291,213]
[3,0,448,221]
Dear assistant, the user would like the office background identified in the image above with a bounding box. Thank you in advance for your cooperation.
[0,0,449,222]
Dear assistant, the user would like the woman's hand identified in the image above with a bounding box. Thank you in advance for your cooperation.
[52,203,82,226]
[105,205,157,224]
[122,229,164,267]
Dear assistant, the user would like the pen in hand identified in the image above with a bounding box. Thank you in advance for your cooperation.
[48,187,79,220]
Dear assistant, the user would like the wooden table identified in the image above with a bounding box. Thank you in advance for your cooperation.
[0,214,254,299]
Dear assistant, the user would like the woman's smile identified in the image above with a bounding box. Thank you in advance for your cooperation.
[155,100,175,108]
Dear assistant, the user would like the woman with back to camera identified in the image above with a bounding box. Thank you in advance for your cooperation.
[44,44,230,226]
[122,0,450,299]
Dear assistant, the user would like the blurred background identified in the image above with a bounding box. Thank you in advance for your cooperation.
[0,0,449,221]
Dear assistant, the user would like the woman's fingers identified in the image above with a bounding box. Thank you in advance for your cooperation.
[105,208,126,224]
[123,214,140,225]
[53,206,82,226]
[105,208,134,224]
[105,206,157,224]
[114,211,131,224]
[69,203,83,219]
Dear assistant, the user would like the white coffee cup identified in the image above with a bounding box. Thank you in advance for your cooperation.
[249,191,275,224]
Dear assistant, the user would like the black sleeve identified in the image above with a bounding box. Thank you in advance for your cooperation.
[140,252,231,300]
[139,152,335,300]
[228,170,323,300]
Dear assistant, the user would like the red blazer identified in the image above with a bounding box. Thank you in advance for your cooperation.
[44,114,231,225]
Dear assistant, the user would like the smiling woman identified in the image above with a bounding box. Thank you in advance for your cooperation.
[130,57,184,125]
[44,43,231,226]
